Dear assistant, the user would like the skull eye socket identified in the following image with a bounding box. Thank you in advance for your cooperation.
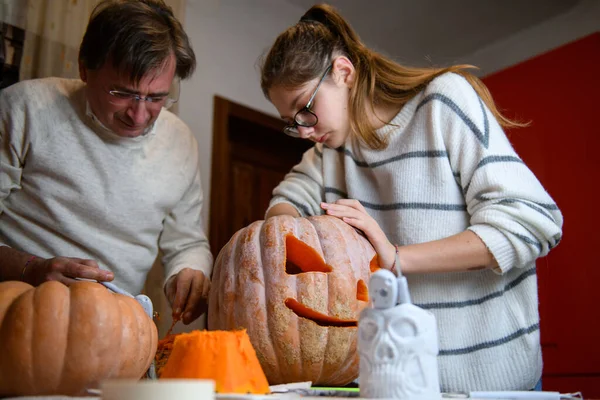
[360,319,379,341]
[390,318,418,338]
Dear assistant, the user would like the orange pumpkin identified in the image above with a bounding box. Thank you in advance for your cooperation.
[208,215,377,386]
[160,329,270,394]
[0,280,158,397]
[155,334,178,378]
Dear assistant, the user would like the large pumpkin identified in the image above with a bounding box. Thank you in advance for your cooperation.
[0,280,158,397]
[208,215,377,386]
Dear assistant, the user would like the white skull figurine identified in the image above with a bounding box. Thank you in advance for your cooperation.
[369,269,399,309]
[358,269,441,399]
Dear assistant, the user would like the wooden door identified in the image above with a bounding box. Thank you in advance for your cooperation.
[209,96,313,258]
[483,33,600,397]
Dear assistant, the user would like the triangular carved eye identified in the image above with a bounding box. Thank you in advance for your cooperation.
[285,235,332,275]
[357,279,369,302]
[370,255,380,272]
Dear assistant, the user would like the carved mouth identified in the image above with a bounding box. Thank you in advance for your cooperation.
[285,298,358,327]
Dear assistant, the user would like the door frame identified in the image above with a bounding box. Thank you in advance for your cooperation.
[209,95,285,257]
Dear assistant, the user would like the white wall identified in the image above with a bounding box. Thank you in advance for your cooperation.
[0,0,28,29]
[459,0,600,77]
[180,0,303,229]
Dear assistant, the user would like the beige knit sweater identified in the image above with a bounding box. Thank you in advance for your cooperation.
[0,78,213,295]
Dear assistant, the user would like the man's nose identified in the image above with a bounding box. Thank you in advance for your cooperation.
[126,99,150,125]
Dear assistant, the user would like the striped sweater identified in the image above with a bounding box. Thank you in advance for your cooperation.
[267,73,563,392]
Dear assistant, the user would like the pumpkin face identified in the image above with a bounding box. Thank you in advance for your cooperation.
[0,280,158,397]
[208,215,377,386]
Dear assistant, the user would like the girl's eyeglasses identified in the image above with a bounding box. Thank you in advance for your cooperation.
[283,65,332,137]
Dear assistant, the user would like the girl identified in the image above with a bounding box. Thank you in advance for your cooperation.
[260,3,562,393]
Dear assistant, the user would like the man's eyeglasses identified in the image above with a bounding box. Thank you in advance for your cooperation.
[284,65,332,137]
[107,79,180,110]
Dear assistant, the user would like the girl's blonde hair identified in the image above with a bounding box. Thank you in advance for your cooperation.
[260,4,525,150]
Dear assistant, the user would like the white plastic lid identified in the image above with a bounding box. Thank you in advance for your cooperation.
[100,379,215,400]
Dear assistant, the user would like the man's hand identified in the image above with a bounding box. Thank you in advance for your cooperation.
[26,257,114,286]
[165,268,210,325]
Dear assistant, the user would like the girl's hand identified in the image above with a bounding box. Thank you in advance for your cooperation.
[321,199,396,270]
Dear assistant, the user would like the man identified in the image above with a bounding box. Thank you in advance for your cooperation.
[0,0,212,325]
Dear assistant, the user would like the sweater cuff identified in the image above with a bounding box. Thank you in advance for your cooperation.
[163,257,213,292]
[468,224,517,275]
[266,197,305,218]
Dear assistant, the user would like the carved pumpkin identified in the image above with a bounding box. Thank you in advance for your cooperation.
[0,280,158,397]
[160,329,270,394]
[208,215,378,386]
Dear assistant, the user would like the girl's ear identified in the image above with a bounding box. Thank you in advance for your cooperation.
[331,56,355,88]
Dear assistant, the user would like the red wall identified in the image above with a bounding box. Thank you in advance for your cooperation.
[482,33,600,397]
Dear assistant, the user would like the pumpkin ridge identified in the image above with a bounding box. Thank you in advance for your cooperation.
[146,300,159,375]
[302,216,331,384]
[113,297,134,377]
[336,219,371,385]
[219,228,241,329]
[319,217,343,383]
[314,217,357,384]
[229,228,243,330]
[17,290,36,394]
[104,294,125,380]
[18,288,36,394]
[257,220,282,383]
[213,233,230,330]
[269,217,294,382]
[132,295,157,377]
[207,251,219,329]
[30,288,40,393]
[0,282,30,393]
[33,282,70,394]
[56,284,74,394]
[295,216,323,382]
[295,217,326,382]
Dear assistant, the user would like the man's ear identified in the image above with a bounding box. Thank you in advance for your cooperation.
[79,60,87,82]
[331,56,355,88]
